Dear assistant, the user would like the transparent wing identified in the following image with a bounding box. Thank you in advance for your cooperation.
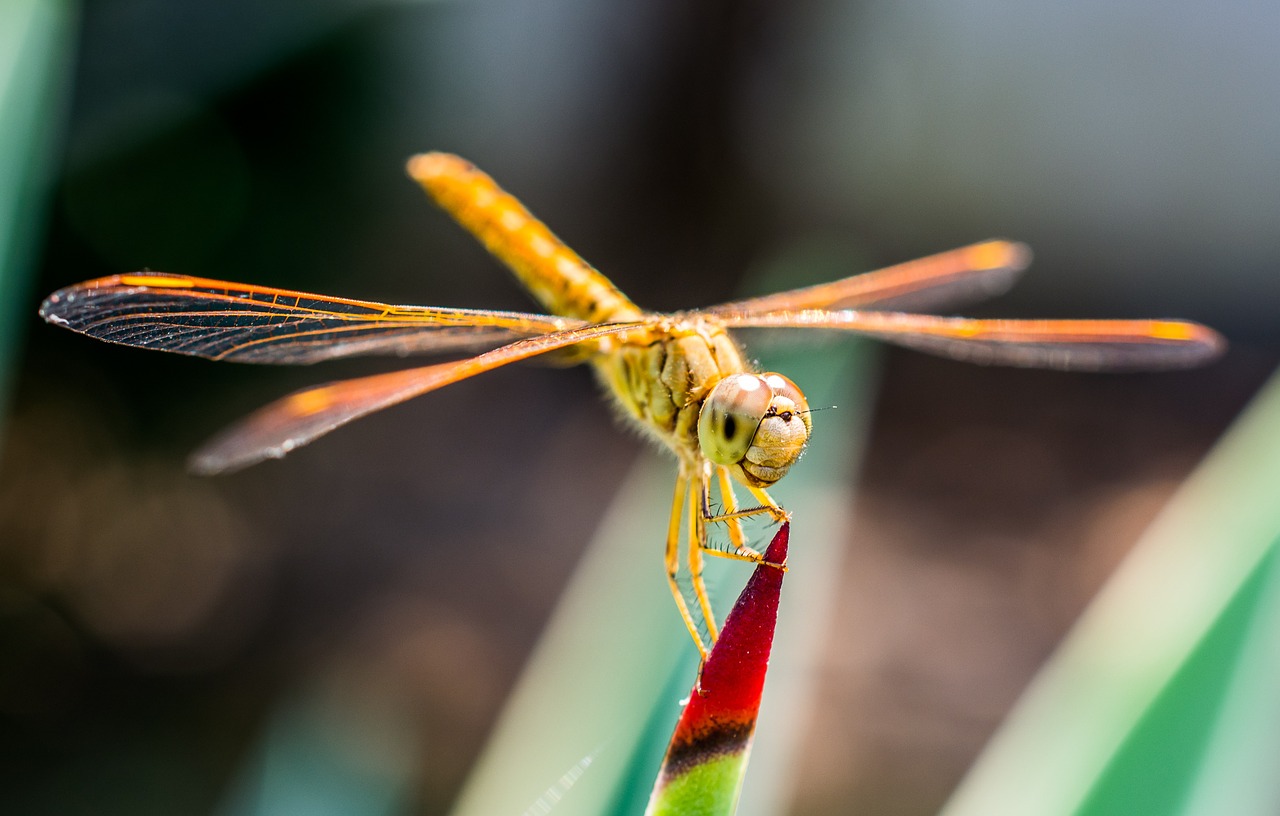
[189,320,647,474]
[703,240,1031,316]
[718,309,1225,371]
[39,273,579,364]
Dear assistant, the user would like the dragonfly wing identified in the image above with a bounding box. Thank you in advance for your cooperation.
[704,240,1031,316]
[39,273,578,364]
[189,320,646,474]
[719,310,1225,371]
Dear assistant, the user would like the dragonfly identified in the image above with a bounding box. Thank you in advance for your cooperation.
[39,152,1224,657]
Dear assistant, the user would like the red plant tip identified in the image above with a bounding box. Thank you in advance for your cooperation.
[653,523,789,783]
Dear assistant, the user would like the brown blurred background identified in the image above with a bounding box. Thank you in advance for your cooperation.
[1,1,1276,814]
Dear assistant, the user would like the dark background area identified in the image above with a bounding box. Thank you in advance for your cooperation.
[1,1,1276,814]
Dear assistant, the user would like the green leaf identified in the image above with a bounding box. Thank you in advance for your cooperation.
[0,0,74,430]
[941,367,1280,816]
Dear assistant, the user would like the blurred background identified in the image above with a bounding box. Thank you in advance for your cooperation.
[1,1,1276,814]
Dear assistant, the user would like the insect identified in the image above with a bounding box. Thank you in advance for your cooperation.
[40,153,1224,657]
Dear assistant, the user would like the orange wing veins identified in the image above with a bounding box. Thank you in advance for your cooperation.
[39,273,579,365]
[718,310,1225,371]
[188,320,647,474]
[704,240,1033,315]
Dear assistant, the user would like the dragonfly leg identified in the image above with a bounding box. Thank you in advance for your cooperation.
[688,472,720,644]
[715,466,750,554]
[746,483,792,526]
[667,469,710,660]
[699,474,789,570]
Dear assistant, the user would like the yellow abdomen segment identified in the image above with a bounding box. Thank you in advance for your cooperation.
[407,153,641,324]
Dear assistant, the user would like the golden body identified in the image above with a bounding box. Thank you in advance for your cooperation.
[40,153,1224,656]
[412,155,749,458]
[413,155,803,645]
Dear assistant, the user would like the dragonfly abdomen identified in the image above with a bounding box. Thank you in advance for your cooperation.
[408,153,640,325]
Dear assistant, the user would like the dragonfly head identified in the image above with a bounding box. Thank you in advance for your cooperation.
[697,372,812,488]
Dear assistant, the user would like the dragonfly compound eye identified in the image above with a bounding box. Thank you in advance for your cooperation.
[736,372,812,486]
[698,374,773,467]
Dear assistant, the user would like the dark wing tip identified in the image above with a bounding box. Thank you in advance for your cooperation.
[1178,321,1228,366]
[976,239,1033,274]
[38,292,66,324]
[187,443,281,477]
[38,276,141,328]
[39,283,95,328]
[1003,240,1034,272]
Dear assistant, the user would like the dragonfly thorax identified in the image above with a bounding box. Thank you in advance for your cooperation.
[697,372,811,488]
